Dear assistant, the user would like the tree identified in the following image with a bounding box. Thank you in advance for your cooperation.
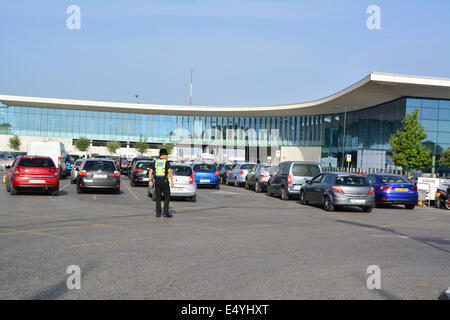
[106,140,120,155]
[439,147,450,167]
[389,109,432,173]
[159,144,174,155]
[8,135,21,151]
[134,141,148,154]
[75,137,90,152]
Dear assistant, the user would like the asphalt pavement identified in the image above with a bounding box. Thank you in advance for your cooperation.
[0,175,449,299]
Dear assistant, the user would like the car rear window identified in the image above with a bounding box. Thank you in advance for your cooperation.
[336,176,370,186]
[171,166,192,176]
[292,164,321,177]
[224,164,233,170]
[136,161,153,169]
[83,161,115,172]
[19,158,55,168]
[193,164,216,172]
[240,164,255,170]
[379,175,409,183]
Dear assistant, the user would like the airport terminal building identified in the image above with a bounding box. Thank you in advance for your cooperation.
[1,72,450,169]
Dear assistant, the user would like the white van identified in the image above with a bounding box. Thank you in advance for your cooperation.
[27,141,66,178]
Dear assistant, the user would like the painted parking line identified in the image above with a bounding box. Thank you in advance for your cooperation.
[123,180,140,201]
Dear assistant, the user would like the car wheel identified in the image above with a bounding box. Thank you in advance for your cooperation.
[226,177,231,186]
[6,180,11,193]
[323,196,335,211]
[255,181,262,193]
[51,189,59,196]
[445,201,450,210]
[281,186,290,200]
[362,206,373,213]
[215,184,220,190]
[405,204,415,210]
[299,190,308,205]
[190,195,197,202]
[10,184,18,195]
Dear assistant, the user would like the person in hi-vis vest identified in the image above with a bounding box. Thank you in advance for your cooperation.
[149,148,174,218]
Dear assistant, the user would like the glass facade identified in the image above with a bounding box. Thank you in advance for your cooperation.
[1,97,449,167]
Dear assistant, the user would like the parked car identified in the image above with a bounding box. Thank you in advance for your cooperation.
[5,156,59,196]
[367,174,418,209]
[70,159,85,184]
[27,141,66,178]
[192,162,220,188]
[245,163,274,192]
[219,163,234,184]
[300,172,375,212]
[130,160,154,187]
[126,157,154,177]
[267,161,322,200]
[227,163,257,187]
[148,163,197,201]
[76,159,121,194]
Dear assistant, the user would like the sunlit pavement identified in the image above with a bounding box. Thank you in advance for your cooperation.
[0,178,449,300]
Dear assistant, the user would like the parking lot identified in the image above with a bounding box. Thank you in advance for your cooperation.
[0,173,449,300]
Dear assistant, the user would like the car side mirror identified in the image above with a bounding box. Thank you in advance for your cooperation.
[306,180,311,184]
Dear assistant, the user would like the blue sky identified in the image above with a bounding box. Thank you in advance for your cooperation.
[1,0,449,106]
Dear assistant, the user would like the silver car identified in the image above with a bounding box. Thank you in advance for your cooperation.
[245,163,275,192]
[300,172,375,212]
[148,163,197,202]
[226,163,257,187]
[70,159,85,184]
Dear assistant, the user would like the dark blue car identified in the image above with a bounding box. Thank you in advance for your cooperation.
[192,163,220,189]
[367,174,418,209]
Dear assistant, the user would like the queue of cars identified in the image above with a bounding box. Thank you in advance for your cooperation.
[3,152,421,212]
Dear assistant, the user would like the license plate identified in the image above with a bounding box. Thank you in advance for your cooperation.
[200,179,210,183]
[142,178,149,181]
[93,174,107,179]
[293,185,302,190]
[172,187,183,191]
[350,199,365,204]
[29,180,45,184]
[396,188,408,192]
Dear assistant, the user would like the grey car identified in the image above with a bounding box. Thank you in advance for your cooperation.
[227,163,257,187]
[268,161,322,200]
[70,159,85,184]
[300,172,375,212]
[245,164,276,192]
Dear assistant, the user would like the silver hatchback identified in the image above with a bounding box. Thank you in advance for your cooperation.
[148,163,197,202]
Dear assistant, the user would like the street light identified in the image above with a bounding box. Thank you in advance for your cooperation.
[335,105,356,168]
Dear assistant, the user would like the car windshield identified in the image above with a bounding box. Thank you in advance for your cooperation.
[171,166,192,176]
[336,176,370,186]
[19,158,55,168]
[379,175,409,183]
[240,164,255,170]
[292,164,321,177]
[136,162,153,169]
[193,164,216,172]
[84,161,115,172]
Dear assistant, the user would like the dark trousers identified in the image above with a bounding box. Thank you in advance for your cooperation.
[155,178,170,214]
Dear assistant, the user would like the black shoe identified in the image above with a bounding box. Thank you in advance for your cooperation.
[163,212,173,218]
[156,212,162,218]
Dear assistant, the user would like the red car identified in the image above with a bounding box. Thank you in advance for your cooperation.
[5,156,60,196]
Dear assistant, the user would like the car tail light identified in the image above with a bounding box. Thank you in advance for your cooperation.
[225,170,229,173]
[368,187,374,194]
[13,167,21,176]
[380,186,393,190]
[333,186,343,193]
[410,187,417,191]
[58,156,61,168]
[260,173,268,177]
[49,168,58,176]
[215,171,219,176]
[134,168,143,172]
[287,174,292,185]
[189,174,194,184]
[239,171,244,175]
[79,170,87,176]
[113,171,120,177]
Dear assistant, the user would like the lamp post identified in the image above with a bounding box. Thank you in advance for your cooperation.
[335,106,356,168]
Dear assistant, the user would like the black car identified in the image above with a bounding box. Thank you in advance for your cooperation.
[126,157,154,177]
[130,160,154,187]
[76,159,121,194]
